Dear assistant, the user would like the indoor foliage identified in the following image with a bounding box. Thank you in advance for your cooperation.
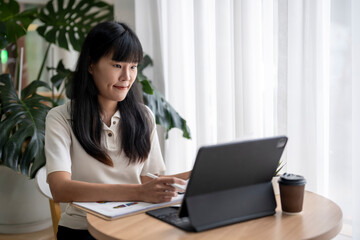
[0,0,190,178]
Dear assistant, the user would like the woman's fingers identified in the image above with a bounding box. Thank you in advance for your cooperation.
[157,177,187,186]
[142,177,185,203]
[155,177,186,192]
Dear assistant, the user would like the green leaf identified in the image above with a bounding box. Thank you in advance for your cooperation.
[36,25,47,36]
[16,8,38,30]
[37,0,114,51]
[68,29,81,52]
[3,21,26,44]
[0,0,37,46]
[44,27,57,43]
[275,160,286,176]
[21,80,51,100]
[0,0,19,18]
[0,21,7,49]
[138,55,153,72]
[47,59,73,94]
[135,55,191,139]
[135,57,191,139]
[0,74,53,178]
[58,29,68,50]
[142,87,191,139]
[140,79,154,95]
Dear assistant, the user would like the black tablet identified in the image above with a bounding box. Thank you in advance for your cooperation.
[147,136,288,232]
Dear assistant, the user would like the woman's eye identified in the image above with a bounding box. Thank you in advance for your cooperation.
[131,65,138,69]
[113,64,121,68]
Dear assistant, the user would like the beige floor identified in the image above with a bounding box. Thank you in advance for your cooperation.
[0,226,55,240]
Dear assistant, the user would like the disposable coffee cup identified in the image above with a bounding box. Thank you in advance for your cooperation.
[278,173,306,214]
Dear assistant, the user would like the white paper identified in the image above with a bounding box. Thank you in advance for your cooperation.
[73,194,183,219]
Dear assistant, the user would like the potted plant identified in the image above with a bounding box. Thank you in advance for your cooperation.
[0,0,190,233]
[272,159,286,194]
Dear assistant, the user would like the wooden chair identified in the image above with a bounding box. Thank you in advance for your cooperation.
[35,166,61,240]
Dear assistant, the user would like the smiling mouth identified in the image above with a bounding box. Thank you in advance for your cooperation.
[114,85,129,90]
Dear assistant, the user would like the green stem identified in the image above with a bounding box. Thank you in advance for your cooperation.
[36,43,51,81]
[56,87,65,104]
[51,85,55,104]
[14,41,18,82]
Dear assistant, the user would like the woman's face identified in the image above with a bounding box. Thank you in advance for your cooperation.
[89,53,138,106]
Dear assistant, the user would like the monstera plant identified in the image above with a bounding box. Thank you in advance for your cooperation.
[0,0,191,178]
[0,0,37,49]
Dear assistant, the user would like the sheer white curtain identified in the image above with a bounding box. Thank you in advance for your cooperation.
[135,0,359,238]
[135,0,277,173]
[136,0,198,174]
[352,0,360,238]
[285,0,357,237]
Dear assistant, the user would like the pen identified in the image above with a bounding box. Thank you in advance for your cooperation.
[145,173,186,191]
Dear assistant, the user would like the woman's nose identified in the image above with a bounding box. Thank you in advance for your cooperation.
[120,68,131,81]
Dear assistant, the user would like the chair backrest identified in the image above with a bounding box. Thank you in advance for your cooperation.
[36,166,53,199]
[35,166,61,239]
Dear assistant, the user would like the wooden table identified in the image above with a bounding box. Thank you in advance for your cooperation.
[87,191,343,240]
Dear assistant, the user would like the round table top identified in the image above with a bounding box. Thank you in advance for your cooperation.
[87,191,343,240]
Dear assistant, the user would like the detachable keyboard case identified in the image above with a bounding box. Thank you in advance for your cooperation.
[147,136,288,232]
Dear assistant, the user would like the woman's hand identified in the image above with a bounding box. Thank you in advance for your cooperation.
[139,177,187,203]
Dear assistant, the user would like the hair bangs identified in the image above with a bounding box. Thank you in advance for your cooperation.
[111,31,143,63]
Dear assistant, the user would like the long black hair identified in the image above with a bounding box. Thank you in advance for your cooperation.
[70,21,152,166]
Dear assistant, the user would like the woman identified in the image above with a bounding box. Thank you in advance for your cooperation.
[45,21,190,239]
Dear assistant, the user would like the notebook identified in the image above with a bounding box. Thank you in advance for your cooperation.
[146,136,288,232]
[72,195,183,220]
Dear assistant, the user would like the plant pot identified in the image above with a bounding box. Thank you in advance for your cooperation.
[272,176,280,195]
[0,166,52,233]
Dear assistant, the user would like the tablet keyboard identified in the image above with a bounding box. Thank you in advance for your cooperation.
[146,207,195,232]
[158,211,191,225]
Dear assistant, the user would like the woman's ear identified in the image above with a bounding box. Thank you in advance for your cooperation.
[88,64,93,74]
